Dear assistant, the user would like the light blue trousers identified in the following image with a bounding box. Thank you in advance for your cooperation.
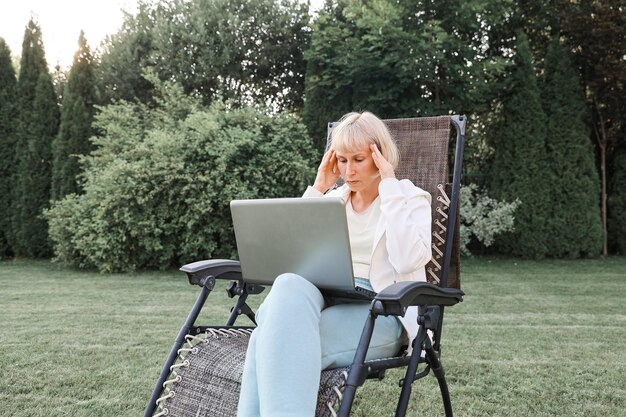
[236,273,403,417]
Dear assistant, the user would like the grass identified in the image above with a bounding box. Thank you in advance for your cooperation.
[0,257,624,417]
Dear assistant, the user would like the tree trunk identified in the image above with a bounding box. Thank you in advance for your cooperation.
[594,99,608,256]
[599,141,607,256]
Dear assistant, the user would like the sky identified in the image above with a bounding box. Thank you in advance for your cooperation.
[1,0,323,71]
[1,0,139,70]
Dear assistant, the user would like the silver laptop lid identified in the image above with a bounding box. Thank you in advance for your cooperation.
[230,197,355,291]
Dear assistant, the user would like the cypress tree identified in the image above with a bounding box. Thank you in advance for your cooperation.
[0,38,18,257]
[14,73,59,257]
[490,32,552,258]
[13,19,59,257]
[541,35,603,257]
[52,31,96,200]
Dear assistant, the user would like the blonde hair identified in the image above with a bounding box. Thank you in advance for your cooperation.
[330,111,400,169]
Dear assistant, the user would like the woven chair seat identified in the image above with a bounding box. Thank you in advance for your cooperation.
[155,329,348,417]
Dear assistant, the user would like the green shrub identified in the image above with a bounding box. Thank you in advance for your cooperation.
[45,81,316,272]
[460,184,520,256]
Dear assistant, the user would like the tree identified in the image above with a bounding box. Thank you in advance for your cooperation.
[489,32,552,258]
[150,0,310,110]
[51,63,68,104]
[13,19,59,257]
[52,31,97,200]
[559,0,626,255]
[485,0,556,64]
[97,0,310,111]
[96,2,156,104]
[483,0,625,255]
[541,35,603,257]
[0,38,18,257]
[302,0,509,148]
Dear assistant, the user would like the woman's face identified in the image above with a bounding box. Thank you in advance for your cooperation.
[335,143,380,193]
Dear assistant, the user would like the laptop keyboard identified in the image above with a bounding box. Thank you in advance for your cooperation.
[355,277,377,298]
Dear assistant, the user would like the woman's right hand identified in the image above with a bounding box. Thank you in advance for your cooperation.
[313,148,340,193]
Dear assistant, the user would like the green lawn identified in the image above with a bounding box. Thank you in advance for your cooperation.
[0,257,624,417]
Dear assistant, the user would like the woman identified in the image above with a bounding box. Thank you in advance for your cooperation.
[237,111,432,417]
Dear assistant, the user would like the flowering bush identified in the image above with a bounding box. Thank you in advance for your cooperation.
[460,183,520,255]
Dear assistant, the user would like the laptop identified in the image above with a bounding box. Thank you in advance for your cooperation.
[230,197,377,299]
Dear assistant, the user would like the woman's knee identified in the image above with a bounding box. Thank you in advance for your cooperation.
[270,273,322,300]
[258,273,324,320]
[273,272,309,290]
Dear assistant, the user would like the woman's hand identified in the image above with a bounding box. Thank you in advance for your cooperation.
[313,148,340,193]
[370,144,396,179]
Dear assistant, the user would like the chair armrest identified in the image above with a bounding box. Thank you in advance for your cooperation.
[372,282,464,317]
[180,259,243,286]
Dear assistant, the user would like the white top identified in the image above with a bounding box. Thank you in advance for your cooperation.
[303,178,432,348]
[346,196,381,280]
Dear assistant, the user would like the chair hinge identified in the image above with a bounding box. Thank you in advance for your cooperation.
[417,305,440,330]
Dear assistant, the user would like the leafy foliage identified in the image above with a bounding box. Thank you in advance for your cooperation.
[51,31,97,200]
[96,3,155,104]
[12,20,59,257]
[460,184,520,256]
[97,0,309,112]
[541,35,603,257]
[5,0,623,261]
[45,80,316,272]
[489,32,552,258]
[302,0,510,147]
[560,0,626,154]
[0,38,17,258]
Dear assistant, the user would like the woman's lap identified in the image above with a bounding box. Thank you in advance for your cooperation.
[259,273,403,369]
[237,273,403,417]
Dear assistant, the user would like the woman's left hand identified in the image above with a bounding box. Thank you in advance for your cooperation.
[370,144,396,179]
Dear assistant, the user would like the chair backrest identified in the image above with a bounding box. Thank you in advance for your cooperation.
[327,115,464,289]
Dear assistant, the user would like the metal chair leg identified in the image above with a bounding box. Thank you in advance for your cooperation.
[337,312,377,417]
[425,345,453,417]
[395,325,428,417]
[143,282,213,417]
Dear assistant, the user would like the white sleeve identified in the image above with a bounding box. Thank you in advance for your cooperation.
[302,185,345,198]
[378,178,432,274]
[302,186,325,198]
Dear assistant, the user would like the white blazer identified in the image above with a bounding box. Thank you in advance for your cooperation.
[303,178,432,344]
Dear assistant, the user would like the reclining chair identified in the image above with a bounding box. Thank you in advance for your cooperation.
[144,115,466,417]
